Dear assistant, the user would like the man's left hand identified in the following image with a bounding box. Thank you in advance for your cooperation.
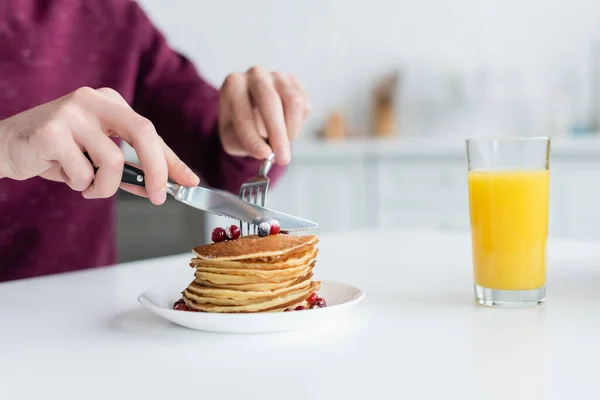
[218,67,310,165]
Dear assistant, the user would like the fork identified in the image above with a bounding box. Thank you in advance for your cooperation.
[238,152,276,235]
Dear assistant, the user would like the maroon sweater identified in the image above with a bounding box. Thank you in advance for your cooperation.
[0,0,283,282]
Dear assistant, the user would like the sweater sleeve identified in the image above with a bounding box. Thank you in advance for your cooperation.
[126,2,285,193]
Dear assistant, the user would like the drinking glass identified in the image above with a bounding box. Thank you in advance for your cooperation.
[466,137,551,307]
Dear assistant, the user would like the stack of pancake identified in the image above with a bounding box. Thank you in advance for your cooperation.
[182,234,320,313]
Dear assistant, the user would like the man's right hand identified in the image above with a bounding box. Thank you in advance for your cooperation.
[0,87,199,205]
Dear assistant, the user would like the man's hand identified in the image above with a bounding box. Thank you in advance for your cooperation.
[218,67,310,165]
[0,87,199,204]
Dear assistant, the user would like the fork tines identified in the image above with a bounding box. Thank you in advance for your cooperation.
[239,182,269,235]
[238,153,275,236]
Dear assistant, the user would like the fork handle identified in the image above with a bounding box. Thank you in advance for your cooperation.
[259,153,275,177]
[84,152,146,187]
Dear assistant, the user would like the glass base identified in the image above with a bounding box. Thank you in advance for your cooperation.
[474,284,546,308]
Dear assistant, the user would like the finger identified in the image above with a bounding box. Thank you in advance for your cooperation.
[253,108,268,139]
[116,125,166,205]
[48,136,94,192]
[39,165,66,183]
[220,73,271,159]
[30,101,92,190]
[272,72,305,142]
[69,87,168,205]
[247,67,290,164]
[97,87,199,187]
[96,87,132,108]
[288,74,311,119]
[218,120,245,156]
[160,137,200,186]
[77,132,125,200]
[119,181,149,198]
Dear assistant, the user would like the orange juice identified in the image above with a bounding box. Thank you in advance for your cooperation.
[468,170,549,290]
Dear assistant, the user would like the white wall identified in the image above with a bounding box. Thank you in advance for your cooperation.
[138,0,600,138]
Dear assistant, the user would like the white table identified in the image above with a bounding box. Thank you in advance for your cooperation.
[2,230,600,399]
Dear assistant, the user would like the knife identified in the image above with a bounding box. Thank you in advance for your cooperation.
[167,183,317,231]
[85,154,318,232]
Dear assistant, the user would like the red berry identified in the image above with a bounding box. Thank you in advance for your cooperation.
[211,227,227,243]
[269,219,281,235]
[173,298,185,307]
[309,303,322,309]
[306,293,319,304]
[313,298,326,308]
[226,225,241,240]
[294,305,305,311]
[284,308,292,312]
[174,302,190,311]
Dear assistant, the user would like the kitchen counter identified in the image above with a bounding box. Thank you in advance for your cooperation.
[1,229,600,399]
[287,135,600,159]
[122,135,600,163]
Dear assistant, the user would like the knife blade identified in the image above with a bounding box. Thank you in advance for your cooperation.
[83,152,317,231]
[166,183,317,231]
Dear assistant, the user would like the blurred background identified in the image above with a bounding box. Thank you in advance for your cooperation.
[118,0,600,262]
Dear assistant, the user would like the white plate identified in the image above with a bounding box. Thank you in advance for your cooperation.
[138,280,365,334]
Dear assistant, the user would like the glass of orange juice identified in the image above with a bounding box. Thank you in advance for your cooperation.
[466,137,551,307]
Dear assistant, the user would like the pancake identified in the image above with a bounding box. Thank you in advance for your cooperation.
[193,257,317,277]
[193,234,319,261]
[193,274,311,291]
[194,264,312,284]
[183,278,313,305]
[190,247,318,270]
[190,246,318,268]
[179,233,321,313]
[183,281,320,313]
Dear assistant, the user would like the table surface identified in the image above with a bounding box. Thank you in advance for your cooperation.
[2,229,600,399]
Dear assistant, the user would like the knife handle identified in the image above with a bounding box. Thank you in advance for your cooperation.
[84,152,146,187]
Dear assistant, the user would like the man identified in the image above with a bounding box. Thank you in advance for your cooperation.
[0,0,310,281]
